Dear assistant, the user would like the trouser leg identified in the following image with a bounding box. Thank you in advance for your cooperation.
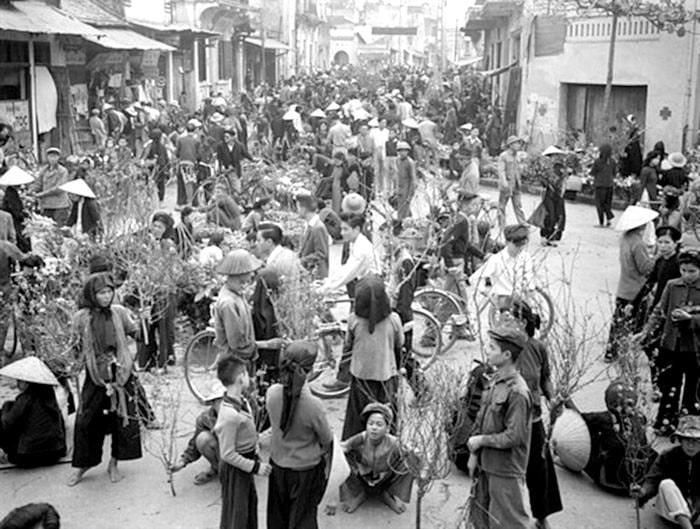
[486,473,532,529]
[656,479,692,522]
[511,189,526,224]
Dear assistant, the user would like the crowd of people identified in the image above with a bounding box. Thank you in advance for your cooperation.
[0,63,699,529]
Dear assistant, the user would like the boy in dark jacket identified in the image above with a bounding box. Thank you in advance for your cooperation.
[634,415,700,529]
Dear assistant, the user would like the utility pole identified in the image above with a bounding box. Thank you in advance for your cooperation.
[438,0,446,72]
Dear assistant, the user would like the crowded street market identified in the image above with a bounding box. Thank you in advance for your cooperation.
[2,0,700,528]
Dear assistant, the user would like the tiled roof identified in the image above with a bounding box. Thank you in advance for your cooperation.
[59,0,125,26]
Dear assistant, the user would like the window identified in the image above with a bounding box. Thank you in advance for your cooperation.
[34,42,51,65]
[0,40,28,64]
[218,39,233,80]
[0,68,26,100]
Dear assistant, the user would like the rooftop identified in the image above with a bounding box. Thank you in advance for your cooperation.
[59,0,125,26]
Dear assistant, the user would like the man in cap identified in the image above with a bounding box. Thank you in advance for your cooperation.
[395,141,415,221]
[633,415,700,529]
[497,136,527,226]
[470,224,536,303]
[35,147,71,227]
[467,325,533,529]
[441,191,486,296]
[214,249,284,371]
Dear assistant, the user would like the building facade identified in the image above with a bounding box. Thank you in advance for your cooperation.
[465,0,700,152]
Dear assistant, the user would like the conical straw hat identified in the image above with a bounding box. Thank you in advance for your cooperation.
[0,356,59,385]
[402,118,419,129]
[216,249,262,276]
[0,166,35,186]
[59,178,96,199]
[542,145,565,156]
[551,408,591,472]
[614,205,658,232]
[326,101,340,111]
[310,108,326,118]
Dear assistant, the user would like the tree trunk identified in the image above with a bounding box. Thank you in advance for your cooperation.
[415,489,423,529]
[603,9,619,120]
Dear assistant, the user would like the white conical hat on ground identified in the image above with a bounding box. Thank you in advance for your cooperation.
[59,178,96,199]
[0,166,35,186]
[0,356,59,385]
[614,205,658,232]
[310,108,326,118]
[551,408,591,472]
[542,145,566,156]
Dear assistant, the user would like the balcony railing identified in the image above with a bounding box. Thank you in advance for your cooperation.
[567,16,660,42]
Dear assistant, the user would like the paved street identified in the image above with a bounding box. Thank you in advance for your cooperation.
[1,186,667,529]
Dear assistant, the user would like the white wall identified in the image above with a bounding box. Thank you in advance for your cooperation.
[521,15,695,152]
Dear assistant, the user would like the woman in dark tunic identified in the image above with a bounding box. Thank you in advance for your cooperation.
[590,143,617,227]
[141,128,170,202]
[540,147,567,245]
[637,152,661,203]
[68,273,143,486]
[509,299,563,528]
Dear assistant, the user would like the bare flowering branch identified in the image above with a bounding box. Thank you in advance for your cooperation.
[397,363,468,529]
[138,373,186,497]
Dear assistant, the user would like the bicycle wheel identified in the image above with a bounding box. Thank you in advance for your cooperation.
[408,308,442,370]
[413,288,468,354]
[487,287,555,338]
[184,330,221,404]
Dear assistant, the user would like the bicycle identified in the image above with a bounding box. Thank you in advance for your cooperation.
[308,295,443,399]
[413,268,554,355]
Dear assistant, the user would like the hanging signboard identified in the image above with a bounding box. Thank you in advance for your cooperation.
[0,100,31,146]
[142,50,161,68]
[371,27,417,35]
[65,48,86,66]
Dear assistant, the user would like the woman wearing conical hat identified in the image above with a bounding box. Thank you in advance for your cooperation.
[0,357,66,468]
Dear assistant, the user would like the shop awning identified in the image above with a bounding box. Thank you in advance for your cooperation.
[127,19,219,38]
[84,28,175,51]
[0,1,102,35]
[481,61,517,77]
[244,37,291,51]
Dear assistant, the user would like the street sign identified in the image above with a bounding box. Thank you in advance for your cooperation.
[371,27,417,36]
